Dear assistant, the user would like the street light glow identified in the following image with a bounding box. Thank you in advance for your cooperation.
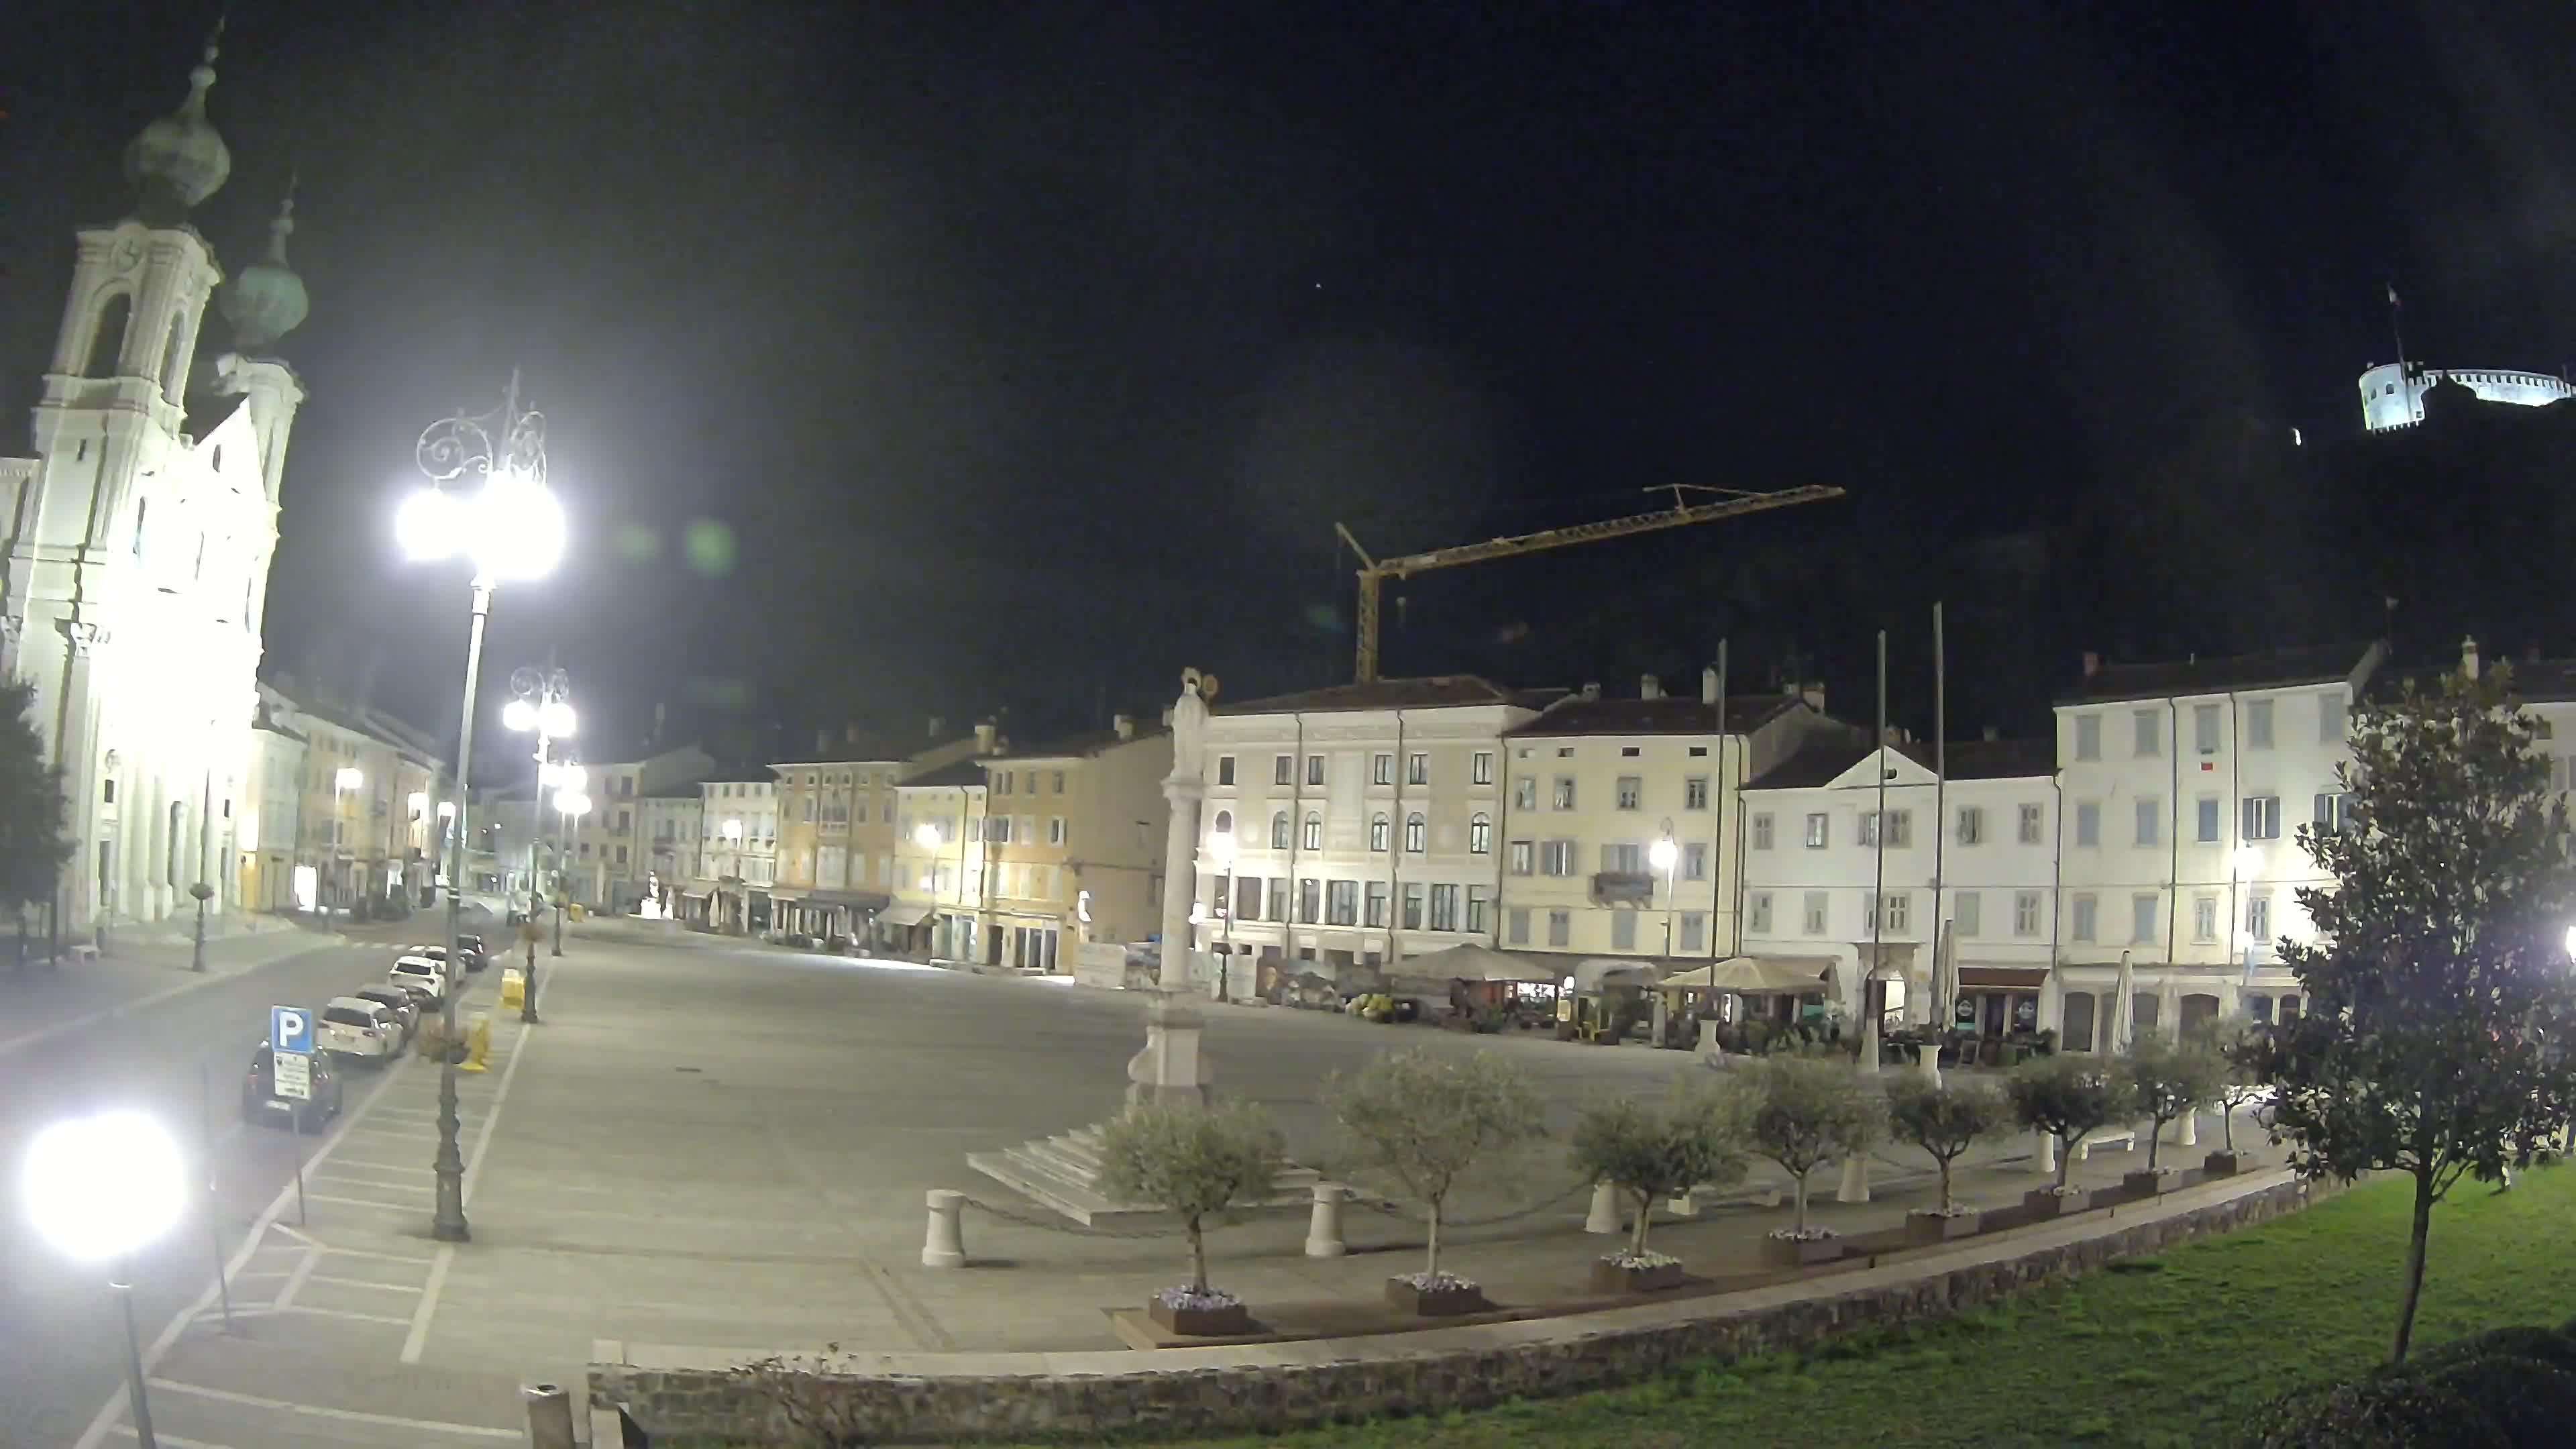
[23,1110,186,1263]
[1208,829,1236,867]
[914,822,941,848]
[552,789,592,818]
[333,766,362,791]
[1648,836,1678,871]
[396,475,567,584]
[539,699,576,737]
[723,818,743,842]
[502,698,537,732]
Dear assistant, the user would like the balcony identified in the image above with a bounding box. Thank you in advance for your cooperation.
[1591,871,1654,905]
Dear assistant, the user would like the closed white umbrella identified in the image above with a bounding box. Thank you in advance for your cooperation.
[2111,949,2137,1056]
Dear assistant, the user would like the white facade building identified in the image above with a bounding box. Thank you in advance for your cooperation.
[0,44,310,930]
[567,745,713,913]
[2359,362,2575,431]
[637,788,702,913]
[694,770,778,931]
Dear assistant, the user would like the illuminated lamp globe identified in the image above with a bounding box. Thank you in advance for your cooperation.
[537,700,576,737]
[2565,925,2576,960]
[333,766,362,791]
[502,698,538,733]
[1648,837,1678,871]
[913,822,941,849]
[1208,829,1237,868]
[472,475,566,582]
[551,789,592,818]
[23,1110,187,1263]
[396,486,467,564]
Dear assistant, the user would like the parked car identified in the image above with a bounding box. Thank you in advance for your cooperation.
[388,955,449,1004]
[242,1043,343,1131]
[349,985,419,1046]
[455,934,489,972]
[318,996,400,1062]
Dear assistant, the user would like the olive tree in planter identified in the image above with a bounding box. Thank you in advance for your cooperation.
[1327,1046,1545,1316]
[1095,1097,1287,1336]
[2121,1036,2223,1193]
[2202,1020,2268,1176]
[1568,1079,1746,1293]
[2006,1054,2123,1216]
[1884,1074,2006,1243]
[1739,1053,1880,1267]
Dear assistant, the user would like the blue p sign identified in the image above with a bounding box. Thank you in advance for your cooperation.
[271,1004,313,1056]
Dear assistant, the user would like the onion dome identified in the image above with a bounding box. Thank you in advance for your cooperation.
[123,23,231,225]
[221,182,308,350]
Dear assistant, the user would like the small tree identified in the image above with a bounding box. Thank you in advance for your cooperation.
[1737,1054,1878,1236]
[1327,1047,1546,1283]
[2007,1054,2123,1190]
[2202,1019,2269,1153]
[2125,1036,2223,1172]
[2251,663,2576,1363]
[1095,1097,1285,1299]
[0,682,70,950]
[1884,1074,2006,1214]
[1569,1079,1747,1260]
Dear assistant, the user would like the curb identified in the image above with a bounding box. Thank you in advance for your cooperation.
[0,931,352,1058]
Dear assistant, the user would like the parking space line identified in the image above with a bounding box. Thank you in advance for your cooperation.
[400,1245,453,1364]
[109,1427,237,1449]
[279,1303,414,1326]
[400,1017,533,1366]
[144,1380,522,1438]
[305,1192,425,1212]
[272,1247,321,1310]
[315,1168,432,1190]
[307,1273,422,1294]
[319,1244,437,1266]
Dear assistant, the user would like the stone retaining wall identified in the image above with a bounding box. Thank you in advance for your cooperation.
[592,1171,2318,1446]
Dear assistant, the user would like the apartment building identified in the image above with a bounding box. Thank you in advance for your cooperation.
[257,682,445,916]
[237,706,308,913]
[888,759,991,959]
[692,769,780,932]
[637,788,702,914]
[973,713,1172,971]
[566,745,715,913]
[1497,672,1847,972]
[769,722,983,943]
[1741,733,2057,1033]
[1194,676,1559,981]
[2051,642,2383,1049]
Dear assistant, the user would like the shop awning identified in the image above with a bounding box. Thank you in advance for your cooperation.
[1960,965,2051,989]
[1401,943,1559,983]
[804,890,891,911]
[1658,955,1835,995]
[876,903,932,928]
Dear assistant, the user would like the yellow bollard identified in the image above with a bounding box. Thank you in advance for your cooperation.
[459,1014,492,1073]
[500,967,526,1008]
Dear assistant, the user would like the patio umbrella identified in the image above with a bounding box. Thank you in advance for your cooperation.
[2111,949,2137,1056]
[1658,956,1833,994]
[1402,943,1559,983]
[1573,957,1663,994]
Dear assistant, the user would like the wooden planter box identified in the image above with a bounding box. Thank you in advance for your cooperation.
[2203,1149,2248,1178]
[1385,1277,1488,1317]
[1904,1210,1980,1244]
[1146,1296,1252,1336]
[1589,1257,1686,1295]
[2123,1169,2179,1197]
[2023,1187,2095,1219]
[1761,1234,1843,1268]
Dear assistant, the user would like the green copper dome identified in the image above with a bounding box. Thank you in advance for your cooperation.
[123,30,231,224]
[221,187,308,350]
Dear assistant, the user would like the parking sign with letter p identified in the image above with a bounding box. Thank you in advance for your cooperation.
[271,1004,312,1056]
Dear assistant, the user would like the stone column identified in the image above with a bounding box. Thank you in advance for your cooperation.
[1126,673,1214,1106]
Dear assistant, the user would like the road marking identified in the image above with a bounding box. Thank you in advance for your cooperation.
[144,1380,520,1438]
[273,1246,321,1309]
[306,1273,422,1294]
[315,1169,431,1192]
[305,1192,425,1212]
[319,1244,436,1267]
[405,1012,535,1365]
[279,1303,414,1326]
[400,1245,454,1364]
[109,1428,237,1449]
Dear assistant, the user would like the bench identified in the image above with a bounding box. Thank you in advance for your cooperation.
[2075,1127,2137,1161]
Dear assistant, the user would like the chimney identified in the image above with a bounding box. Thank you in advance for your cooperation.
[1883,724,1906,746]
[2462,635,2481,680]
[1640,674,1662,700]
[1113,712,1136,740]
[2081,651,2102,679]
[1701,666,1719,705]
[845,722,860,747]
[1982,724,1999,742]
[1799,681,1827,714]
[1581,681,1601,702]
[815,728,828,753]
[974,720,997,754]
[927,715,945,739]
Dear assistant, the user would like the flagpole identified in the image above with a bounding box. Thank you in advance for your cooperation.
[1931,601,1947,1032]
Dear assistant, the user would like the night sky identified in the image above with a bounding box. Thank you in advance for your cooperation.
[9,1,2576,764]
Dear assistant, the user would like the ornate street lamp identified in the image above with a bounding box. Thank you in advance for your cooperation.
[506,667,576,1004]
[24,1110,189,1448]
[398,372,566,1244]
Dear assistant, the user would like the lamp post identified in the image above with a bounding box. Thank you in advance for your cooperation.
[187,881,213,971]
[722,818,745,932]
[400,372,567,1244]
[554,786,591,958]
[1207,828,1236,1002]
[1649,822,1679,959]
[23,1109,189,1449]
[504,668,575,924]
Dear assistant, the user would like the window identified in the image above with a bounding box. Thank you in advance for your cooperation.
[1512,776,1537,810]
[1402,883,1424,929]
[1297,878,1322,923]
[1212,809,1233,838]
[1509,839,1534,875]
[1860,810,1911,847]
[2246,700,2274,749]
[1507,906,1531,945]
[1366,881,1389,926]
[2313,792,2355,833]
[1803,891,1829,935]
[1048,816,1066,845]
[985,815,1014,844]
[1471,751,1493,786]
[1540,839,1577,875]
[1273,755,1293,785]
[1679,912,1707,953]
[2072,894,2098,942]
[1548,910,1571,947]
[2242,796,2282,841]
[103,778,115,804]
[1466,885,1489,933]
[1307,755,1326,786]
[615,845,629,865]
[1267,878,1291,922]
[2197,797,2220,843]
[994,772,1010,796]
[1469,813,1491,853]
[1326,879,1358,925]
[1957,806,1984,845]
[1407,753,1428,786]
[1053,771,1066,793]
[2194,702,2220,754]
[1553,777,1576,810]
[1682,842,1708,881]
[2075,714,2101,760]
[1302,811,1323,851]
[2019,802,2043,844]
[1370,813,1391,851]
[1616,775,1642,810]
[1953,890,1981,936]
[1611,910,1638,951]
[2247,993,2273,1024]
[1429,884,1460,930]
[2193,895,2218,943]
[1270,812,1291,850]
[1753,813,1775,849]
[1602,841,1644,873]
[2076,801,2100,847]
[1404,812,1427,852]
[1217,756,1236,786]
[2131,894,2159,944]
[1885,891,1911,932]
[2135,796,2160,847]
[2320,694,2346,742]
[2247,893,2272,941]
[2134,708,2161,757]
[2014,890,2041,936]
[1684,776,1709,810]
[1373,753,1393,786]
[1804,813,1829,848]
[1749,892,1774,933]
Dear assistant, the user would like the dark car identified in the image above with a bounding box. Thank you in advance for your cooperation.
[349,985,419,1046]
[455,933,490,972]
[241,1043,344,1132]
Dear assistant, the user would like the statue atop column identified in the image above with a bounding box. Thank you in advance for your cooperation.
[1170,667,1214,782]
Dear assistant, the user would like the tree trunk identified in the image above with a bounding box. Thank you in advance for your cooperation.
[1792,1172,1810,1234]
[2147,1116,2163,1173]
[1425,1199,1444,1279]
[2392,1171,2435,1364]
[1937,1156,1955,1214]
[1186,1216,1208,1295]
[2222,1097,2236,1152]
[2055,1132,2074,1189]
[1630,1191,1652,1256]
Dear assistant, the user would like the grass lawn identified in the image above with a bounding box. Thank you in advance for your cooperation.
[1081,1165,2576,1448]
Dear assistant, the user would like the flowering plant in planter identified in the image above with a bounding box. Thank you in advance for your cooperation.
[1386,1269,1487,1316]
[1739,1054,1880,1238]
[1568,1079,1746,1280]
[1097,1097,1285,1336]
[1884,1073,2007,1220]
[1328,1047,1545,1298]
[2006,1055,2123,1191]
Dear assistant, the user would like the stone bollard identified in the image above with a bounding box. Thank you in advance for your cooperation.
[922,1189,967,1269]
[1585,1181,1622,1234]
[2176,1110,2198,1148]
[1835,1154,1871,1203]
[522,1382,577,1449]
[2033,1127,2058,1178]
[1304,1181,1349,1258]
[1667,1187,1699,1218]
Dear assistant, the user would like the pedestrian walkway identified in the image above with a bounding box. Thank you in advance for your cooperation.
[0,918,343,1059]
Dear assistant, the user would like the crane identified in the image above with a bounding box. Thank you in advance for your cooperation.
[1334,483,1845,683]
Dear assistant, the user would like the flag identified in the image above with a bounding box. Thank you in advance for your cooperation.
[2388,282,2402,310]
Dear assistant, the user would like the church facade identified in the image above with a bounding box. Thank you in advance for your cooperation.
[0,33,311,929]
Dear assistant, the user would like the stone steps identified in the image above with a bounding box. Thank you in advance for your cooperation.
[969,1122,1322,1227]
